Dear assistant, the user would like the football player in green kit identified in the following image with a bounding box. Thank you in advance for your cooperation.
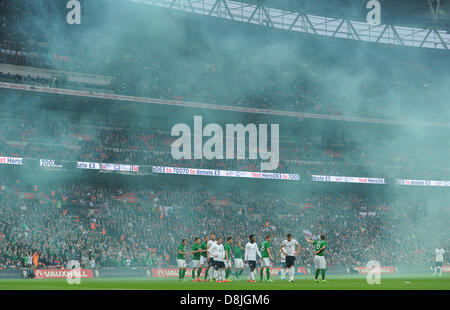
[223,237,233,282]
[176,239,190,281]
[191,237,202,281]
[198,236,209,281]
[233,240,245,278]
[260,235,274,282]
[307,234,328,283]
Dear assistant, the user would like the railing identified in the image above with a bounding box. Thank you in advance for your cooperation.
[131,0,450,50]
[1,82,449,128]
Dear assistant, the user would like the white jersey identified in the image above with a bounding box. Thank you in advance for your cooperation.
[281,239,299,256]
[435,248,445,262]
[244,242,261,261]
[280,249,286,262]
[207,240,217,259]
[207,240,217,249]
[209,243,225,262]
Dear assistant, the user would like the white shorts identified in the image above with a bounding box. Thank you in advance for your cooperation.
[234,258,244,269]
[262,257,272,267]
[192,260,200,268]
[177,259,187,268]
[200,256,208,266]
[314,255,326,269]
[225,260,232,268]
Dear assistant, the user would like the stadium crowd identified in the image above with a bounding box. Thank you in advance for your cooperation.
[1,1,449,123]
[0,116,448,180]
[0,1,448,274]
[0,175,448,269]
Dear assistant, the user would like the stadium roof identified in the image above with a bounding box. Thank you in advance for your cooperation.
[241,0,450,28]
[137,0,450,50]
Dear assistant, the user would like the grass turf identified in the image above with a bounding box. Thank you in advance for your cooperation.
[0,273,448,290]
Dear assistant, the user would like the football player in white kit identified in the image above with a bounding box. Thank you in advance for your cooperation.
[207,233,218,282]
[280,234,300,282]
[208,237,226,282]
[244,234,262,283]
[279,249,287,280]
[433,247,445,276]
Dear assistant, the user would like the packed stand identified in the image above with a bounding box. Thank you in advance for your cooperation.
[0,175,448,269]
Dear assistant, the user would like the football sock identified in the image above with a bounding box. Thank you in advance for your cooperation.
[289,267,294,280]
[266,268,270,280]
[260,268,264,280]
[321,269,326,280]
[315,269,320,279]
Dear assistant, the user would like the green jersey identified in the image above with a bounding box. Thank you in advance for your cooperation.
[177,244,186,260]
[192,243,201,260]
[260,240,271,258]
[233,245,243,259]
[224,243,232,260]
[200,241,208,258]
[313,240,327,256]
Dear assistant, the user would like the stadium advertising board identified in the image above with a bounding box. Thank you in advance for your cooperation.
[152,166,299,181]
[395,179,450,187]
[151,267,307,277]
[312,175,385,184]
[34,269,94,279]
[101,163,139,172]
[77,161,139,172]
[77,161,101,170]
[264,267,307,276]
[40,159,62,168]
[0,156,23,165]
[354,266,395,274]
[296,267,307,275]
[152,268,206,278]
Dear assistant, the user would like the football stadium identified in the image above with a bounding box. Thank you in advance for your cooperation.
[0,0,449,302]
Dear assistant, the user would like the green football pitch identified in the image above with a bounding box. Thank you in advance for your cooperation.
[0,273,448,290]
